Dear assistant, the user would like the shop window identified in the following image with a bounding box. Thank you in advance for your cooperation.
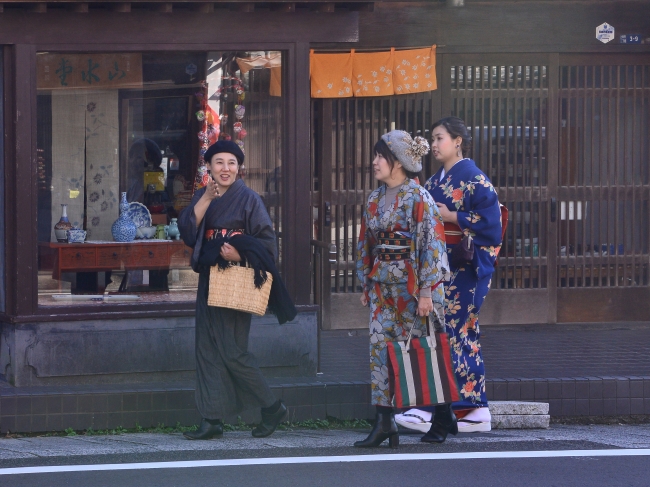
[36,51,284,308]
[0,48,4,313]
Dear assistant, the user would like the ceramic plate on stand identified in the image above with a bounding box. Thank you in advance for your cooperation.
[126,202,152,228]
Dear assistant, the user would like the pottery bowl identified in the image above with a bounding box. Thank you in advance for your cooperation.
[139,225,157,239]
[66,229,87,243]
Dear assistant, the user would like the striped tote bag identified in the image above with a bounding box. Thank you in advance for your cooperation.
[387,317,461,408]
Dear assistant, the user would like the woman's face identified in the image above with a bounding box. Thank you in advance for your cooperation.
[208,152,239,189]
[372,153,399,184]
[431,125,463,164]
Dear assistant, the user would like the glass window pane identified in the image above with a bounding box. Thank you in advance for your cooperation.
[36,51,284,307]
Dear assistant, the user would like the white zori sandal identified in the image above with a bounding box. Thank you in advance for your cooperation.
[458,407,492,433]
[394,409,432,433]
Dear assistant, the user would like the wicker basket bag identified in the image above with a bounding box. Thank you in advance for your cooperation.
[208,264,273,316]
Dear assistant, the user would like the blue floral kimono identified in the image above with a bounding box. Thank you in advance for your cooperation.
[424,159,502,409]
[357,178,450,406]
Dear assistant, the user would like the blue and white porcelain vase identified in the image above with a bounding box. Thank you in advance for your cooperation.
[111,192,137,242]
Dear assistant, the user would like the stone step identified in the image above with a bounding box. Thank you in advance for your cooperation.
[491,414,550,429]
[488,400,549,416]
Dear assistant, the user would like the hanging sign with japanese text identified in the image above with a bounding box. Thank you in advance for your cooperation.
[37,53,143,90]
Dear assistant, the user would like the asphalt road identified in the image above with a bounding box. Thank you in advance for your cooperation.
[1,425,649,486]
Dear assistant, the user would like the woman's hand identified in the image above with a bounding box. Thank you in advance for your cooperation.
[220,243,242,262]
[417,297,434,317]
[201,174,221,202]
[436,202,458,224]
[360,294,369,307]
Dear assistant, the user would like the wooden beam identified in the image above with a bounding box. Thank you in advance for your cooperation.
[155,2,173,13]
[271,2,295,13]
[31,2,47,13]
[236,3,255,13]
[314,3,335,13]
[71,2,89,13]
[351,2,374,12]
[111,2,131,12]
[192,2,214,13]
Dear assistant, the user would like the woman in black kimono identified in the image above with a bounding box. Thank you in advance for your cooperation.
[178,140,287,440]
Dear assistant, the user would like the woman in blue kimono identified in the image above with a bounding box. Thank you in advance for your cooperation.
[355,130,450,448]
[398,117,502,436]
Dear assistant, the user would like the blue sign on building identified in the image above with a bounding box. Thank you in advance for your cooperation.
[620,34,642,44]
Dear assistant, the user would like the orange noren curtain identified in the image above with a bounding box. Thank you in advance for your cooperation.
[310,50,354,98]
[352,49,395,97]
[392,45,437,95]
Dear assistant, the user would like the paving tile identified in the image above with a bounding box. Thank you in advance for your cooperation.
[519,380,535,400]
[107,412,123,429]
[547,380,562,399]
[574,379,590,399]
[1,397,17,416]
[616,398,631,416]
[15,415,31,433]
[137,393,152,412]
[589,380,603,400]
[484,381,494,399]
[31,396,47,415]
[507,381,521,400]
[575,399,589,416]
[47,396,62,414]
[31,414,47,432]
[548,399,561,416]
[121,412,138,429]
[0,415,16,434]
[492,379,508,400]
[92,394,108,413]
[47,414,63,432]
[603,398,617,416]
[77,395,93,413]
[107,394,122,413]
[281,387,299,407]
[616,379,630,398]
[61,413,80,431]
[123,393,138,412]
[311,404,327,420]
[16,396,31,415]
[645,399,650,415]
[326,403,340,419]
[339,403,355,420]
[630,380,644,398]
[602,379,617,398]
[561,399,576,416]
[534,380,548,400]
[561,380,575,399]
[291,406,312,423]
[91,413,108,430]
[76,413,93,430]
[630,398,644,415]
[325,385,343,405]
[311,385,327,405]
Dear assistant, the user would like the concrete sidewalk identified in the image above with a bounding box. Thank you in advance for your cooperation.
[1,322,649,433]
[1,424,650,468]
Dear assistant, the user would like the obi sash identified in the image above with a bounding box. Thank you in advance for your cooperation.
[374,231,412,261]
[443,223,463,246]
[204,228,245,240]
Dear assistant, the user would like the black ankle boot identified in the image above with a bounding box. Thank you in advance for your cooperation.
[252,400,288,438]
[183,418,223,440]
[421,404,458,443]
[354,409,399,448]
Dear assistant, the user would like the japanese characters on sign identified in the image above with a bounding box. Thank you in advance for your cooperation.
[37,53,143,90]
[620,34,643,44]
[596,22,615,44]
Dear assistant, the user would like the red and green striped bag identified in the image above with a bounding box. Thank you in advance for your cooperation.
[387,317,461,408]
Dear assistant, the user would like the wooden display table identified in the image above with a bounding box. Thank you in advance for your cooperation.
[39,240,192,293]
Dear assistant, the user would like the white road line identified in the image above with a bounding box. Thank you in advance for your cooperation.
[1,449,649,476]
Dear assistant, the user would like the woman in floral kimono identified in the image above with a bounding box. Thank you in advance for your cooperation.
[399,117,502,435]
[355,130,450,448]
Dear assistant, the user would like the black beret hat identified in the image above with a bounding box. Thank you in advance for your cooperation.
[203,140,245,165]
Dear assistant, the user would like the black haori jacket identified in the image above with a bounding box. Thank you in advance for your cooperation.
[178,179,297,324]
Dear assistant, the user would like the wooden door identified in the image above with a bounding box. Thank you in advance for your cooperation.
[442,54,557,324]
[311,92,442,329]
[555,55,650,322]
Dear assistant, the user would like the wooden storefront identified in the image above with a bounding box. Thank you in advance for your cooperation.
[310,1,650,329]
[0,0,648,388]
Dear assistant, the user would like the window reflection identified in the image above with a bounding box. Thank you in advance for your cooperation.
[36,51,284,307]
